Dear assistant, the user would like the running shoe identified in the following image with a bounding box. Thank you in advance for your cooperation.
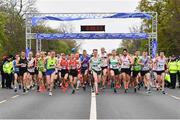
[137,83,141,90]
[91,88,95,93]
[125,89,128,93]
[26,90,29,93]
[49,92,52,96]
[156,88,159,91]
[14,88,17,93]
[19,85,21,90]
[72,89,75,94]
[114,88,117,93]
[82,85,86,91]
[37,86,39,92]
[146,89,151,94]
[134,88,137,93]
[23,88,26,94]
[144,86,147,90]
[162,91,166,94]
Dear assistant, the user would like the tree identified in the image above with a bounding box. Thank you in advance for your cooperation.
[0,0,79,58]
[0,12,8,57]
[137,0,180,56]
[0,0,37,56]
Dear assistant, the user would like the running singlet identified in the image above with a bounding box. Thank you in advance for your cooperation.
[156,57,166,71]
[133,56,141,71]
[109,57,119,69]
[60,59,68,70]
[38,58,46,72]
[100,53,108,67]
[141,56,150,71]
[19,57,28,72]
[121,56,131,69]
[69,60,79,69]
[80,55,90,68]
[27,58,35,73]
[90,57,102,71]
[46,58,56,70]
[13,60,19,73]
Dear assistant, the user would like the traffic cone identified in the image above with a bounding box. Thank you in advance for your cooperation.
[65,82,69,88]
[61,83,67,93]
[39,85,46,92]
[62,86,66,92]
[116,83,121,89]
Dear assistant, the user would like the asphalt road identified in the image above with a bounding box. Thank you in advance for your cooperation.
[0,87,180,119]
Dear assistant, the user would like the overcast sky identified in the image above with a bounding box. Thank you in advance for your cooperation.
[35,0,141,54]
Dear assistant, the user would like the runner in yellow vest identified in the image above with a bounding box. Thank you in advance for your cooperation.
[45,51,57,96]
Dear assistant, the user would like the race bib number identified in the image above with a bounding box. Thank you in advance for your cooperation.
[82,64,88,68]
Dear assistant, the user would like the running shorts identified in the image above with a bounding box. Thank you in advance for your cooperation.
[46,69,55,76]
[92,69,101,75]
[61,69,69,78]
[81,67,88,75]
[69,69,78,77]
[110,69,120,75]
[133,71,141,77]
[35,67,39,75]
[121,68,131,75]
[28,71,35,75]
[19,69,27,76]
[14,72,20,76]
[141,70,149,76]
[101,66,108,75]
[156,70,165,75]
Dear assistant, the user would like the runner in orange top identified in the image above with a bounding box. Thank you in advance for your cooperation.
[68,53,80,94]
[59,53,69,91]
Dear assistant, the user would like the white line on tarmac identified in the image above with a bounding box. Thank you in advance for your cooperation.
[90,92,97,120]
[170,95,180,100]
[11,95,19,99]
[0,100,7,104]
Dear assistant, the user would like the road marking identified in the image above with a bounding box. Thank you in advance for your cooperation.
[0,100,7,104]
[11,95,19,99]
[170,95,180,100]
[90,92,97,120]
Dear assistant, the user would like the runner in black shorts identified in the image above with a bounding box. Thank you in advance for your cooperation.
[80,50,90,91]
[59,53,69,90]
[68,54,80,94]
[19,51,28,93]
[132,50,141,92]
[109,50,120,93]
[120,49,132,93]
[139,51,152,93]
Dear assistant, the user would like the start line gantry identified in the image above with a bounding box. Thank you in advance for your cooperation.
[25,12,158,57]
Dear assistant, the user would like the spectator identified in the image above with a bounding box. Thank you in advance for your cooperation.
[0,56,7,88]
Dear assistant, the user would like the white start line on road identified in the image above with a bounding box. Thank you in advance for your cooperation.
[170,95,180,100]
[0,100,7,104]
[90,92,97,120]
[11,95,20,99]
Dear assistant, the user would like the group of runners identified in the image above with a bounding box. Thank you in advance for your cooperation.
[11,48,169,96]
